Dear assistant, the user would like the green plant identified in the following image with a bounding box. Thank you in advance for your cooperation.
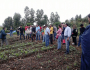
[66,65,71,70]
[48,60,51,63]
[36,53,42,58]
[15,53,20,57]
[25,51,28,54]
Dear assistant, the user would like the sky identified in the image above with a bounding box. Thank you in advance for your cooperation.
[0,0,90,26]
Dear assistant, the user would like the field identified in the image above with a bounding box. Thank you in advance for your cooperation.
[0,35,82,70]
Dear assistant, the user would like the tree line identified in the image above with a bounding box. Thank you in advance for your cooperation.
[3,6,89,30]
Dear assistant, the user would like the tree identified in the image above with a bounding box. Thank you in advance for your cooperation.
[50,12,55,24]
[24,6,30,23]
[29,8,35,24]
[53,22,61,28]
[54,12,60,22]
[13,13,21,28]
[35,9,44,25]
[3,17,13,30]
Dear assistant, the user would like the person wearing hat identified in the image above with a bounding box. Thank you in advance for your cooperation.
[64,23,71,54]
[80,14,90,70]
[77,24,85,47]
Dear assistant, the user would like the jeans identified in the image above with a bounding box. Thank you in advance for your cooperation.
[43,35,46,42]
[45,35,49,46]
[54,32,56,40]
[61,34,64,41]
[65,36,70,53]
[57,36,62,49]
[50,34,53,44]
[36,32,40,40]
[78,35,82,46]
[20,33,25,40]
[30,34,32,38]
[10,31,13,37]
[17,31,19,36]
[1,39,8,47]
[26,34,30,39]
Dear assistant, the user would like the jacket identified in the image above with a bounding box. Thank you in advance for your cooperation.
[0,29,7,39]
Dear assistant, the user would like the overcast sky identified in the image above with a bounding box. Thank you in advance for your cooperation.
[0,0,90,26]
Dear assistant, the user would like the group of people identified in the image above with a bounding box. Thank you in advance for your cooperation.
[0,14,90,70]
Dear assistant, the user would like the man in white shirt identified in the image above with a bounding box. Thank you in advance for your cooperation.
[45,25,50,47]
[64,23,71,54]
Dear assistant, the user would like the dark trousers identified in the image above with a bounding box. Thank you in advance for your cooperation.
[50,34,53,44]
[1,39,8,47]
[26,34,30,39]
[20,33,25,40]
[17,31,19,36]
[73,37,77,45]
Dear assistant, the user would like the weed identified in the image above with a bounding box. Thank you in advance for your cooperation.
[36,54,42,58]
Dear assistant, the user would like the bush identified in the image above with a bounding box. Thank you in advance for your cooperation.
[53,22,61,28]
[27,23,33,26]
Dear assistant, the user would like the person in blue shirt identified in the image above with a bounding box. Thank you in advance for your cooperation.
[36,25,40,40]
[81,14,90,70]
[0,27,8,47]
[10,26,13,37]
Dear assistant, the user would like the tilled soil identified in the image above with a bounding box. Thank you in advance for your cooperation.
[0,36,82,70]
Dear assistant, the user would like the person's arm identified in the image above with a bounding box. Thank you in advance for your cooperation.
[2,30,7,36]
[67,28,71,40]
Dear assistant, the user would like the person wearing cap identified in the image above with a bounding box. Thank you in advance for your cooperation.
[64,23,71,54]
[78,24,85,47]
[80,14,90,70]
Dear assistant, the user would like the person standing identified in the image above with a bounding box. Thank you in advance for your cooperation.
[53,25,57,41]
[43,26,46,42]
[45,25,50,47]
[61,24,65,43]
[78,24,85,47]
[32,26,36,41]
[57,25,62,50]
[30,25,32,38]
[19,25,25,40]
[72,25,78,46]
[50,24,53,44]
[36,25,40,40]
[10,26,13,37]
[0,27,8,47]
[25,25,28,39]
[80,14,90,70]
[64,23,71,54]
[16,27,20,36]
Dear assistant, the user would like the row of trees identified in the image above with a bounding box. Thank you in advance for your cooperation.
[3,6,89,30]
[3,6,60,30]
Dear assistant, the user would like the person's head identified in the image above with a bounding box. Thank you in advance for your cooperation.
[3,27,5,30]
[65,23,68,27]
[20,25,22,28]
[80,24,84,28]
[88,14,90,23]
[58,25,61,28]
[36,25,38,27]
[73,24,77,29]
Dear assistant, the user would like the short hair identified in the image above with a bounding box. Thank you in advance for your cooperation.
[59,25,61,28]
[3,27,5,29]
[65,23,68,26]
[88,14,90,18]
[80,24,83,27]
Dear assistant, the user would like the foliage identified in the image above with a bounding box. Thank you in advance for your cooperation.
[53,22,61,28]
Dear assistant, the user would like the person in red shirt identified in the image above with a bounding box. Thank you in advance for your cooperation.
[25,25,28,39]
